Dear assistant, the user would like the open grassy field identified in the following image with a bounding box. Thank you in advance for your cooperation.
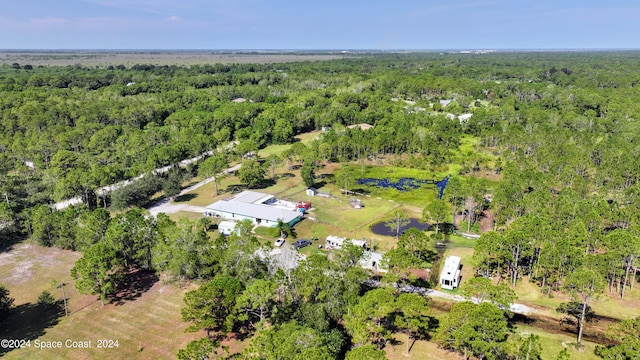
[0,243,209,359]
[257,131,322,158]
[380,298,606,360]
[361,164,452,180]
[514,325,601,360]
[446,234,479,249]
[338,164,444,207]
[0,51,351,67]
[167,210,208,222]
[385,336,464,360]
[0,244,81,306]
[307,188,398,231]
[592,288,640,320]
[514,277,640,321]
[175,175,243,207]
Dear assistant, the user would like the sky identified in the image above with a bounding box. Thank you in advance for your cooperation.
[1,0,639,50]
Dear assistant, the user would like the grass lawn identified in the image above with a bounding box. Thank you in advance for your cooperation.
[446,234,478,249]
[364,187,438,208]
[257,143,292,158]
[0,243,207,360]
[0,243,81,306]
[437,247,475,294]
[514,277,640,321]
[592,289,640,320]
[514,278,569,311]
[385,336,464,360]
[308,190,399,232]
[254,226,280,238]
[359,164,453,182]
[176,176,242,207]
[167,211,207,222]
[259,174,307,200]
[457,220,481,234]
[293,218,395,252]
[514,324,601,360]
[336,164,447,207]
[181,168,306,208]
[257,131,321,158]
[295,131,322,145]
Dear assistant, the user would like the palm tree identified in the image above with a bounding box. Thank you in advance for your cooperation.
[276,219,293,239]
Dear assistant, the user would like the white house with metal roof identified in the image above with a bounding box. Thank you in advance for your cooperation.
[439,256,462,290]
[205,190,303,227]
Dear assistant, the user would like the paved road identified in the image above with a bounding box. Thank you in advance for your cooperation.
[364,279,538,316]
[147,163,242,217]
[51,141,242,210]
[52,148,240,210]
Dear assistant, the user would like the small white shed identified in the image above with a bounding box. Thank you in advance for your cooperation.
[359,251,388,273]
[440,256,462,290]
[218,220,237,236]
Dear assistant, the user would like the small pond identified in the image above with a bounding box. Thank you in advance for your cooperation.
[370,218,431,236]
[357,176,450,199]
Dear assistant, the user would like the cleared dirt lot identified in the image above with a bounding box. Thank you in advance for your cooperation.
[0,243,203,359]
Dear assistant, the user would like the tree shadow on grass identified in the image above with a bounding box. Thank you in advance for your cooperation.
[110,270,159,306]
[279,173,295,179]
[0,232,27,254]
[0,302,65,356]
[256,179,276,189]
[318,173,334,180]
[224,184,247,194]
[174,193,197,203]
[440,223,456,235]
[311,180,327,189]
[511,312,535,325]
[350,187,371,195]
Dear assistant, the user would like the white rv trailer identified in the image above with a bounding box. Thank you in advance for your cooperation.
[439,256,462,290]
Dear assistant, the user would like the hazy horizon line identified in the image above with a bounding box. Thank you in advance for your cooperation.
[2,48,640,53]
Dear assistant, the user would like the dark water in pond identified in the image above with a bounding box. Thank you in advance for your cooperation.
[370,218,431,236]
[357,176,450,199]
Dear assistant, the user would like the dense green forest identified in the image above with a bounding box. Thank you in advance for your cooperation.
[3,52,640,359]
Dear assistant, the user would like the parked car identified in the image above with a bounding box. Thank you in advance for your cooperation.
[274,238,286,247]
[291,239,312,249]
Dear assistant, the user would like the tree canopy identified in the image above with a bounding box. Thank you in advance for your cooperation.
[6,52,640,359]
